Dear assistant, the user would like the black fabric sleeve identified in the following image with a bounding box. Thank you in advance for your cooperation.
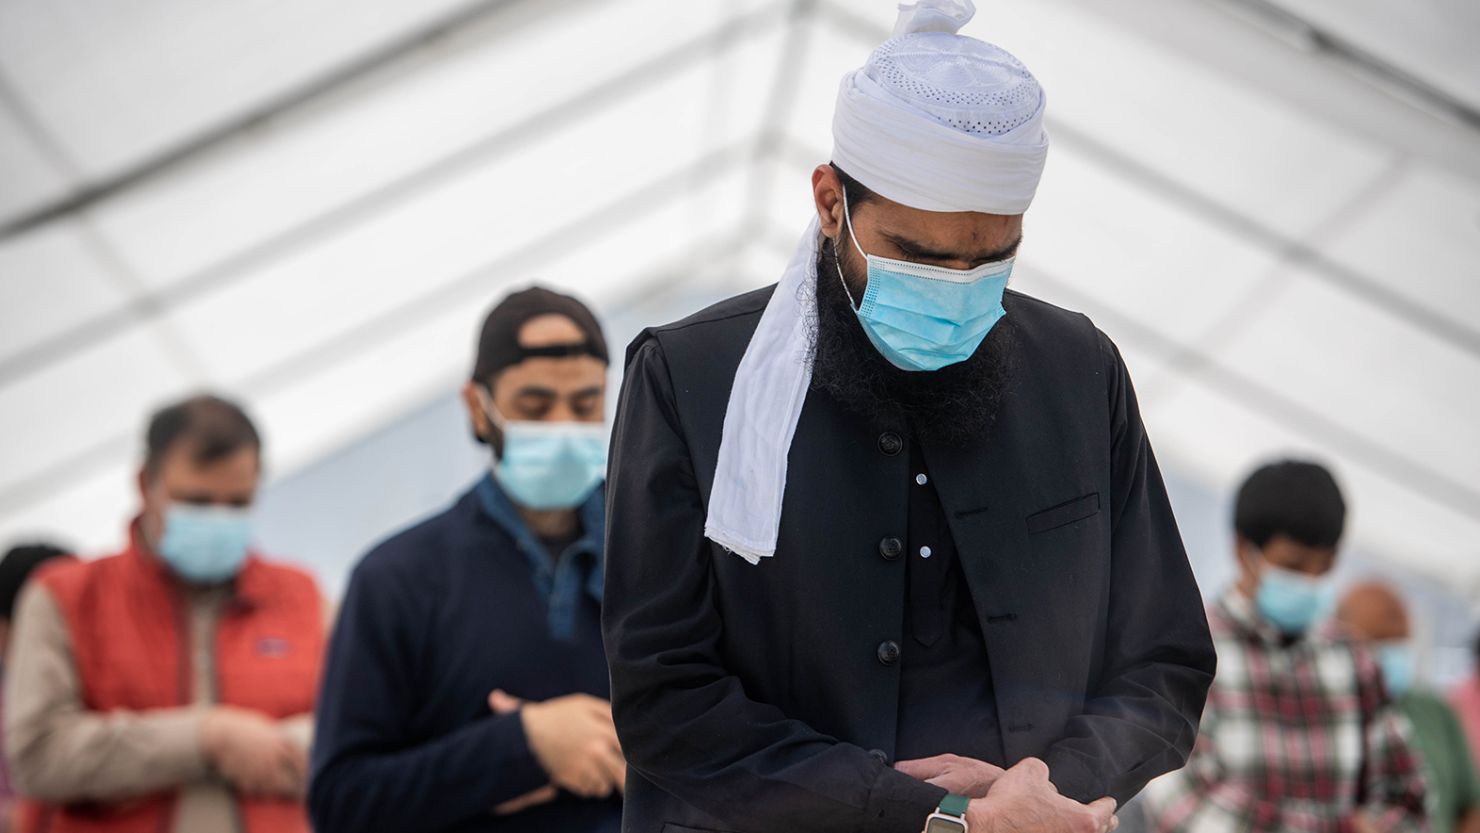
[1043,332,1217,805]
[308,554,548,833]
[602,338,946,832]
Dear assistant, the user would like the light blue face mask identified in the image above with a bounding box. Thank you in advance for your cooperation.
[1255,562,1337,635]
[1375,642,1416,697]
[834,191,1013,372]
[484,395,607,510]
[157,504,253,584]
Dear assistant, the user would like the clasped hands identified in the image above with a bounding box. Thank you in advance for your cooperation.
[896,754,1118,833]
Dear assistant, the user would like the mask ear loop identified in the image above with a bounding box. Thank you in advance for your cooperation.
[475,386,509,430]
[834,187,867,312]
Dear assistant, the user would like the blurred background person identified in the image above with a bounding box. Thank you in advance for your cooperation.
[1451,635,1480,778]
[310,287,622,833]
[1341,582,1480,833]
[4,395,323,833]
[1142,460,1428,833]
[0,543,70,833]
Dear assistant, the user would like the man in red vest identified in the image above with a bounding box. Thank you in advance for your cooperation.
[3,394,324,833]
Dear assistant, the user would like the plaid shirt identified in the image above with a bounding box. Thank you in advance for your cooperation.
[1142,590,1428,833]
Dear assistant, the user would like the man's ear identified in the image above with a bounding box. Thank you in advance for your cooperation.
[1234,535,1263,569]
[812,165,846,240]
[461,381,492,442]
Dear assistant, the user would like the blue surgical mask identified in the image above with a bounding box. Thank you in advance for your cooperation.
[1375,642,1416,697]
[1255,563,1336,635]
[834,191,1012,372]
[157,504,253,583]
[483,395,606,510]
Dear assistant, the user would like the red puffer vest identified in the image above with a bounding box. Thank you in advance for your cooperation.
[20,533,322,833]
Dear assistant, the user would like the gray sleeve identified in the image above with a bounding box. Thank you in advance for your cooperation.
[4,582,211,802]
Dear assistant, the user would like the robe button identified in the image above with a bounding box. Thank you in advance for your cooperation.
[878,432,903,456]
[878,537,903,561]
[869,748,889,765]
[876,640,901,665]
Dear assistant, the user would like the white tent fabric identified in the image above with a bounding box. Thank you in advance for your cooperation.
[0,0,1477,600]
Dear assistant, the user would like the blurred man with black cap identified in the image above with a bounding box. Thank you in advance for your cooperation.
[310,287,622,833]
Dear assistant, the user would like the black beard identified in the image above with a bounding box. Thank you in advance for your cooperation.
[807,238,1016,447]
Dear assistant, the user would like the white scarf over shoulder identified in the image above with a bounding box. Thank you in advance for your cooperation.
[704,0,1050,564]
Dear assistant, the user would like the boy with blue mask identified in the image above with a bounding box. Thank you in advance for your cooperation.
[1341,582,1480,833]
[5,395,324,833]
[310,287,622,833]
[1143,460,1428,833]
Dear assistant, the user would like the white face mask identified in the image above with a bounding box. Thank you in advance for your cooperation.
[479,390,607,511]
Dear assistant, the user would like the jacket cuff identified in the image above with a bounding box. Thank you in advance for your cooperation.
[156,708,212,781]
[1044,746,1106,805]
[865,765,949,832]
[481,710,551,806]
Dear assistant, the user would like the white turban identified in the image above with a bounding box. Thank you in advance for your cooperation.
[705,0,1049,564]
[832,1,1049,214]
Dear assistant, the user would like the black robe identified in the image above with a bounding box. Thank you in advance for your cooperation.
[602,286,1216,833]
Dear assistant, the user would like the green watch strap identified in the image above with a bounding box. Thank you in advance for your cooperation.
[938,794,970,817]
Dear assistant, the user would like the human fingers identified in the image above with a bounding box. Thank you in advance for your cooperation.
[494,785,558,815]
[1087,797,1118,833]
[489,689,524,714]
[894,753,962,780]
[594,744,627,795]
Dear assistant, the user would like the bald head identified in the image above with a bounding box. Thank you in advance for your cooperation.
[1338,582,1411,642]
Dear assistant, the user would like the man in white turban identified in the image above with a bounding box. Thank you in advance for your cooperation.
[603,2,1216,831]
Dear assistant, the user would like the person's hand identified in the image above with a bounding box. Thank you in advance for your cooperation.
[896,753,1005,797]
[487,691,560,815]
[1348,812,1381,833]
[494,785,559,815]
[963,758,1117,833]
[201,706,306,798]
[490,689,626,800]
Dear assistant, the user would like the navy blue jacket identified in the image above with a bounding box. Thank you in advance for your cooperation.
[310,477,620,833]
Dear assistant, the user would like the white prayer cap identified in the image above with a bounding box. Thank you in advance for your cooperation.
[830,0,1049,215]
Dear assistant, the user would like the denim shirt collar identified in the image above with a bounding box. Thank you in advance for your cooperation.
[474,473,604,641]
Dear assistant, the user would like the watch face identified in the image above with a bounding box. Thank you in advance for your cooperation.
[925,817,968,833]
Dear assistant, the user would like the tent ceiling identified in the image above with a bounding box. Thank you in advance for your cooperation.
[0,0,1476,596]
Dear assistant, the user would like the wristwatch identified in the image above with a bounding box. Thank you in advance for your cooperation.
[923,794,970,833]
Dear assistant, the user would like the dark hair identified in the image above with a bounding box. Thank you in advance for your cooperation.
[145,395,262,478]
[830,163,877,209]
[0,543,69,621]
[1234,459,1346,549]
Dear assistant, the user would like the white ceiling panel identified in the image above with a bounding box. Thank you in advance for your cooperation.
[1316,164,1480,338]
[1018,148,1284,345]
[0,326,191,501]
[1214,272,1480,491]
[780,19,872,162]
[156,63,760,386]
[0,221,131,364]
[1263,0,1480,112]
[982,0,1398,237]
[86,0,786,289]
[0,464,134,557]
[0,0,473,178]
[250,170,753,477]
[0,102,73,224]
